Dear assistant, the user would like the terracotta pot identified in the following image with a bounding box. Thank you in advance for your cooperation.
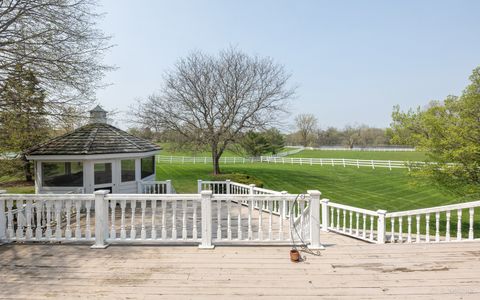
[290,249,300,262]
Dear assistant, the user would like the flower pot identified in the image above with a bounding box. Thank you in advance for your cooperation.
[290,249,300,262]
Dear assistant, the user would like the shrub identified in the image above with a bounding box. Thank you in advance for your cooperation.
[210,173,264,188]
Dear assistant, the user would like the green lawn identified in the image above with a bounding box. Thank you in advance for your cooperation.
[288,150,427,161]
[156,162,462,211]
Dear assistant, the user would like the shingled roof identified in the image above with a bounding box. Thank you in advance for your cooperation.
[27,123,161,156]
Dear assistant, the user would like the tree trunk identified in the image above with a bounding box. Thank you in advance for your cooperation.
[21,154,33,182]
[212,144,221,175]
[213,155,221,175]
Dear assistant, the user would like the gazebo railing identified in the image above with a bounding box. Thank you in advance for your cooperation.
[138,180,174,194]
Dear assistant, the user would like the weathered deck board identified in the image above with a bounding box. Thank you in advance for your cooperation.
[1,240,480,299]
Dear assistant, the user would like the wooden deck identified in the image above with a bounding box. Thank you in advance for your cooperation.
[1,235,480,299]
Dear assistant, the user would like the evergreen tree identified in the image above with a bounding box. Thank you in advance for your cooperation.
[264,128,285,155]
[0,64,50,181]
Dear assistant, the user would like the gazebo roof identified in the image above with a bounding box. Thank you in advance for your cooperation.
[26,123,161,156]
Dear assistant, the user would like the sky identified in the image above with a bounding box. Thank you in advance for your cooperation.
[96,0,480,131]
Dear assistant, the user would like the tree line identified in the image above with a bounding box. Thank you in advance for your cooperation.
[287,114,393,148]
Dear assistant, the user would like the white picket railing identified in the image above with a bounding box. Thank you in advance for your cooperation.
[320,200,387,243]
[319,200,480,244]
[385,201,480,244]
[138,180,173,194]
[197,180,288,218]
[0,192,96,243]
[1,188,478,247]
[0,190,322,249]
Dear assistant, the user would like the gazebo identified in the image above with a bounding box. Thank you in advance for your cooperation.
[26,106,161,194]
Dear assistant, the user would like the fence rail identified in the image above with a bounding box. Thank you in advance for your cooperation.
[157,155,424,170]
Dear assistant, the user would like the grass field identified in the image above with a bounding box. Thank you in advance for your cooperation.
[157,162,480,237]
[288,150,427,161]
[156,162,463,211]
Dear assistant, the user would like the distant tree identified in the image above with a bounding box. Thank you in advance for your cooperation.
[240,131,270,157]
[264,128,285,155]
[132,48,295,174]
[344,125,361,148]
[0,64,50,181]
[295,114,318,147]
[316,127,343,146]
[127,127,155,141]
[390,67,480,196]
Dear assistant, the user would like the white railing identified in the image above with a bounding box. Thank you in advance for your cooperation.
[320,200,387,243]
[0,192,95,243]
[138,180,173,194]
[0,190,322,249]
[197,180,288,218]
[385,201,480,244]
[319,199,480,244]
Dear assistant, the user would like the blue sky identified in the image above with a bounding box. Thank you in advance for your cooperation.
[97,0,480,131]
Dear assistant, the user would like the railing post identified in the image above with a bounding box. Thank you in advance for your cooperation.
[225,179,231,194]
[320,198,330,232]
[166,180,172,194]
[137,181,142,193]
[0,190,6,242]
[249,184,255,195]
[197,180,202,194]
[281,191,288,219]
[307,190,324,250]
[199,190,214,249]
[376,209,387,244]
[91,190,110,249]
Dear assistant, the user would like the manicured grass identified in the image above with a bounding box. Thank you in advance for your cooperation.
[156,162,461,211]
[157,162,480,238]
[288,150,427,161]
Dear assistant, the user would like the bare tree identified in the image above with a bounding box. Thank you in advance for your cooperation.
[0,0,113,122]
[132,48,295,175]
[295,113,318,147]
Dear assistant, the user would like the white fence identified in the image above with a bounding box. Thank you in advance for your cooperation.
[259,156,420,170]
[156,155,255,164]
[156,155,423,170]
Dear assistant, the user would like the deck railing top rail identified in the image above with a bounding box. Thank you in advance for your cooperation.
[385,200,480,218]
